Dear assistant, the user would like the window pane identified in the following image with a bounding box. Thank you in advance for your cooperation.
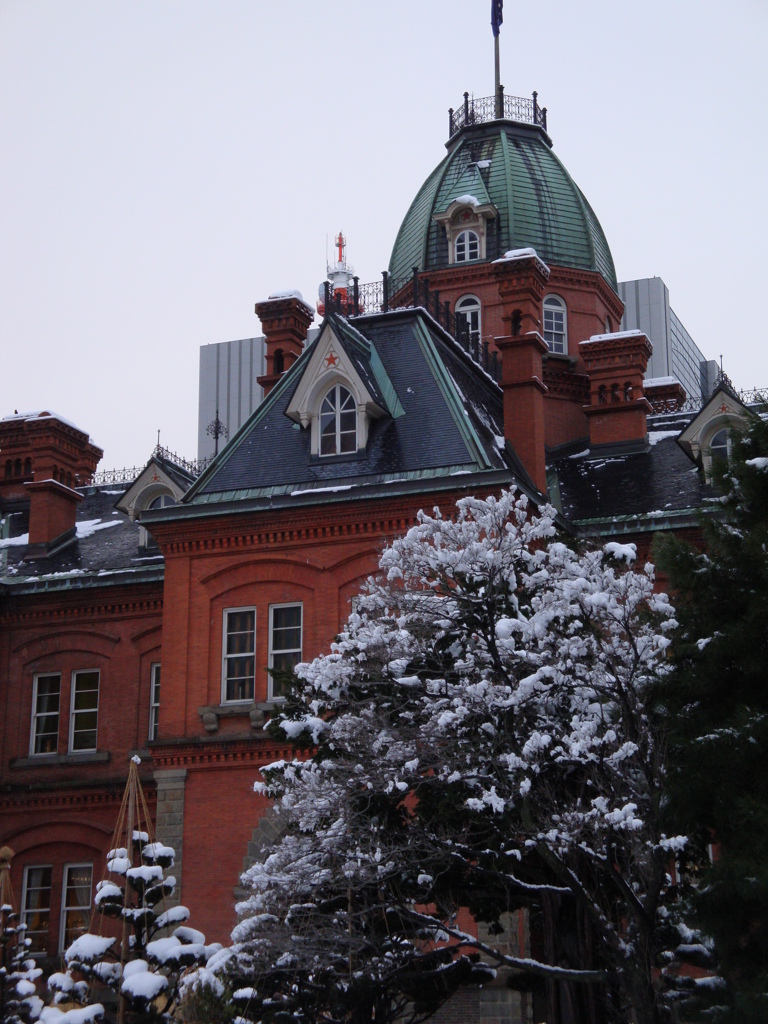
[71,672,99,752]
[32,675,60,755]
[23,866,52,954]
[62,865,92,949]
[270,605,302,700]
[224,610,255,701]
[150,664,160,741]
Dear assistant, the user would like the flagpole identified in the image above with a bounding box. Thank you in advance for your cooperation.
[492,1,503,118]
[494,32,501,117]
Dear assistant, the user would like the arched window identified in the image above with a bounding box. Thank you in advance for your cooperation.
[455,230,479,263]
[273,348,284,374]
[4,460,12,478]
[709,428,730,465]
[605,314,613,333]
[23,458,32,477]
[148,494,177,510]
[14,459,22,477]
[455,295,481,349]
[624,382,633,402]
[320,384,357,456]
[543,295,567,354]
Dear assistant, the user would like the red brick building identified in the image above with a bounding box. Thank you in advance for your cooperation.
[0,94,746,1005]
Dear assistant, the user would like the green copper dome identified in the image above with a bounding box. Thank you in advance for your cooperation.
[389,117,618,292]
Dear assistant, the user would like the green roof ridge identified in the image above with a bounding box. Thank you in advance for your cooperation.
[412,317,491,470]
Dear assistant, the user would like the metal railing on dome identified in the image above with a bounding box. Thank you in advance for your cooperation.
[321,272,502,383]
[448,90,547,138]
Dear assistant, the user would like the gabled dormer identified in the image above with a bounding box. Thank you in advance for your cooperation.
[677,384,754,480]
[115,452,195,548]
[285,318,402,457]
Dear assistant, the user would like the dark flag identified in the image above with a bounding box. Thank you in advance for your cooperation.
[491,0,503,36]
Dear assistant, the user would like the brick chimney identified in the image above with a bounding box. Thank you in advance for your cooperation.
[255,292,314,398]
[0,412,103,558]
[493,251,551,494]
[578,330,653,450]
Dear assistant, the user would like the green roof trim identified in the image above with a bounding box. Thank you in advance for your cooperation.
[412,318,491,471]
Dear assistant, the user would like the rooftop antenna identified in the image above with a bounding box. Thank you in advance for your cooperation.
[492,0,503,117]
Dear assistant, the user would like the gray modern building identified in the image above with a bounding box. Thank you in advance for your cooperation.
[198,330,320,462]
[619,277,717,403]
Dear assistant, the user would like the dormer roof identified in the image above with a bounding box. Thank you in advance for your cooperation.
[164,309,529,516]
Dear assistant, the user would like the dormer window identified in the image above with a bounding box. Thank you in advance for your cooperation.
[455,230,479,263]
[320,384,357,456]
[543,295,567,354]
[433,196,497,267]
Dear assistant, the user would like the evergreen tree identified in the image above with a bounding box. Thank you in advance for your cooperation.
[224,490,687,1024]
[656,415,768,1022]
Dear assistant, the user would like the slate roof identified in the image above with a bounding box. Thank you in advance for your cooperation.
[0,487,163,595]
[389,120,617,291]
[166,309,524,516]
[548,411,715,535]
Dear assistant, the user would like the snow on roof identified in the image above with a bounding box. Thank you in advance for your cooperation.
[453,193,480,206]
[76,518,122,540]
[266,289,312,311]
[0,409,93,434]
[644,376,680,387]
[476,159,492,169]
[583,329,647,344]
[648,430,682,446]
[493,248,550,277]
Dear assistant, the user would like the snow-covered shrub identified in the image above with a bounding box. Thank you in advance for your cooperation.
[1,901,43,1023]
[46,830,221,1023]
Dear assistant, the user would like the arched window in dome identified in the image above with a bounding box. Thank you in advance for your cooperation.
[455,295,481,349]
[543,295,567,355]
[320,384,357,456]
[455,230,479,263]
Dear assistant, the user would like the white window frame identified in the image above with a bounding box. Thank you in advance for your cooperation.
[68,670,99,753]
[149,663,161,741]
[59,862,92,953]
[543,295,567,354]
[30,673,61,756]
[455,229,479,263]
[455,295,481,348]
[268,603,303,701]
[222,607,256,703]
[21,864,52,955]
[319,383,358,457]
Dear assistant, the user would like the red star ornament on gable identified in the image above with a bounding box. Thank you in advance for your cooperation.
[325,351,339,368]
[719,403,729,414]
[150,473,160,482]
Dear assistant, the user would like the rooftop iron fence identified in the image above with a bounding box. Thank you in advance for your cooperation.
[91,445,213,487]
[448,90,547,138]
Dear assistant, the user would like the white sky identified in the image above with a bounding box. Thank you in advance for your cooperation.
[1,0,766,470]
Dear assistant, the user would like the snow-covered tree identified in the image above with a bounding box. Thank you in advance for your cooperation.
[225,490,686,1024]
[1,853,43,1024]
[656,414,768,1023]
[45,759,221,1024]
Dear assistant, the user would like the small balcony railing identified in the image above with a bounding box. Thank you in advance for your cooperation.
[448,90,547,138]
